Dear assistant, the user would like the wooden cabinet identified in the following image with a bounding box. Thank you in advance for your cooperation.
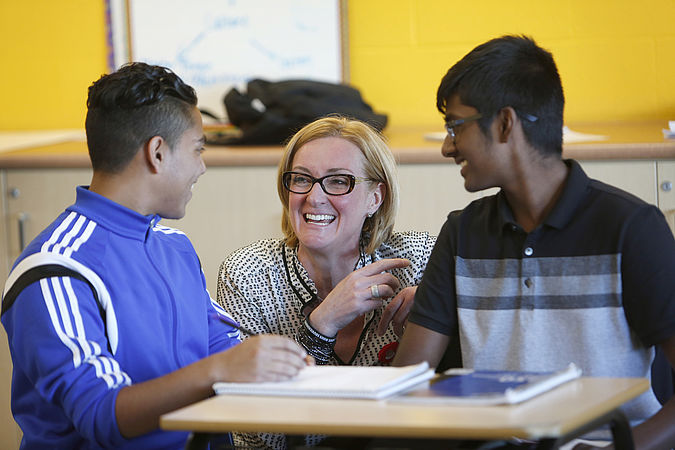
[579,160,657,204]
[396,163,497,235]
[579,160,675,235]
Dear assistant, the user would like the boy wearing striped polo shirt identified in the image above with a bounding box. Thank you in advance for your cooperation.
[394,35,675,449]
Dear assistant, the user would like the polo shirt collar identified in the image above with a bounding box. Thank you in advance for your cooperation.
[544,159,589,229]
[70,186,161,240]
[496,159,589,232]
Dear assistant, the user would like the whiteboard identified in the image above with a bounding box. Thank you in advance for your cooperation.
[107,0,346,118]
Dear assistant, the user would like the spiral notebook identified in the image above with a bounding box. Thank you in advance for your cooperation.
[392,363,582,406]
[213,362,434,400]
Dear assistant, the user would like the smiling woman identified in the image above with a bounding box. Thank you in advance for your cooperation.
[215,116,437,450]
[285,136,383,264]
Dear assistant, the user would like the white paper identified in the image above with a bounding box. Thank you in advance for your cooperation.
[663,121,675,139]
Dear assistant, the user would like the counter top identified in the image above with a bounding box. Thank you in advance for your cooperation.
[1,121,673,169]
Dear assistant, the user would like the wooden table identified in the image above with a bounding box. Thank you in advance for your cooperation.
[160,377,649,449]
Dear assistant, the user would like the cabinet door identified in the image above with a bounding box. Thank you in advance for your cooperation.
[657,161,675,235]
[396,164,497,236]
[579,160,657,205]
[3,169,92,275]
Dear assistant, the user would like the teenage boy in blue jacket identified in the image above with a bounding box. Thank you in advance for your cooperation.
[2,62,309,449]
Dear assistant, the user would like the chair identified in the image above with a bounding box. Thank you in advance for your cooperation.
[651,345,675,405]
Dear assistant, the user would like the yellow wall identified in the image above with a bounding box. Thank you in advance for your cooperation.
[349,0,675,127]
[1,0,673,130]
[0,1,108,130]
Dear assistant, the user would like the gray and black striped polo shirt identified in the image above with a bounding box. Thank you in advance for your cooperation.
[411,159,675,424]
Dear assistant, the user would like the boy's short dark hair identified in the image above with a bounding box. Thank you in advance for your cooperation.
[85,62,198,173]
[437,35,564,155]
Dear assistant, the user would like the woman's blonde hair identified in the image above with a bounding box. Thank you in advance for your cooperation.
[277,116,399,254]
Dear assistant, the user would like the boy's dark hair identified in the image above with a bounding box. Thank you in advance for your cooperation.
[437,35,564,155]
[85,62,198,173]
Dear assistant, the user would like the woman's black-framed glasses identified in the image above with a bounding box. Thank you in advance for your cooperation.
[282,171,374,196]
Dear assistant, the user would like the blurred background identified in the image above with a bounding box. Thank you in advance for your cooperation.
[0,1,674,448]
[1,0,673,131]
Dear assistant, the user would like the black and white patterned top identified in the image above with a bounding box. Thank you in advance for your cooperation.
[216,230,436,450]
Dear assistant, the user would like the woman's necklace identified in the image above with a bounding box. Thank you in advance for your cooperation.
[283,241,367,317]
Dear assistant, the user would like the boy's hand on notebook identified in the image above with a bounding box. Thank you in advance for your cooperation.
[212,335,309,383]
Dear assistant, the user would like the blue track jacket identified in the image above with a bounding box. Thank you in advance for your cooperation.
[2,187,240,449]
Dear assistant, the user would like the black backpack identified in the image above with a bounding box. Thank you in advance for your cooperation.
[214,79,388,145]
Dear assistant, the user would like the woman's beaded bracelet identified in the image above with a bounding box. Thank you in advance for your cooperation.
[295,319,336,365]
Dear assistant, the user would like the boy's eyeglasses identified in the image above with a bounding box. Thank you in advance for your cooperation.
[444,111,538,145]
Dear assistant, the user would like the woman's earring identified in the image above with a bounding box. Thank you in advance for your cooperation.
[367,213,373,218]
